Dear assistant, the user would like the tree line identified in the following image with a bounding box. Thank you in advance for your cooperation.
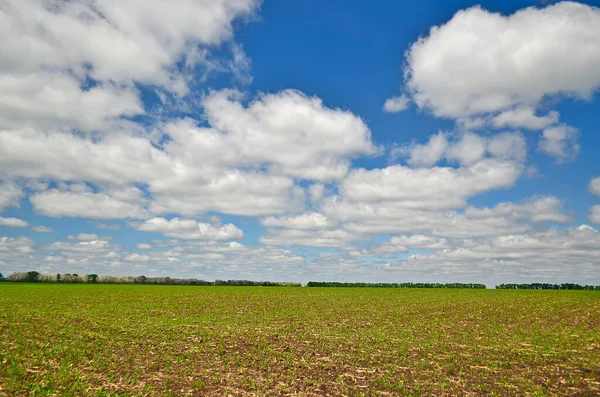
[2,272,598,290]
[496,283,600,290]
[0,271,301,287]
[306,281,487,289]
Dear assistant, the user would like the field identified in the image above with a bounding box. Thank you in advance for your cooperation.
[1,284,599,396]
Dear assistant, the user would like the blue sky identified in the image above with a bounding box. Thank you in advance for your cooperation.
[0,0,599,286]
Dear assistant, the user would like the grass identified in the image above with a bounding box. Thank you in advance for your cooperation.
[0,283,599,396]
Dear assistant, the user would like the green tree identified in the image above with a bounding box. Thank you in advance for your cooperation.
[26,271,40,282]
[86,274,98,283]
[0,272,5,281]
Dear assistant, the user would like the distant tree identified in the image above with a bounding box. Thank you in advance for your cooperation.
[26,271,40,282]
[306,281,487,289]
[495,283,599,290]
[37,274,56,282]
[86,274,98,283]
[135,275,147,284]
[0,272,5,281]
[6,272,27,282]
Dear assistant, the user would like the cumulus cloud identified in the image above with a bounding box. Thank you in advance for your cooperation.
[464,196,570,223]
[134,217,243,240]
[47,240,119,257]
[1,0,259,79]
[0,217,29,227]
[486,132,528,163]
[396,132,448,168]
[68,233,110,241]
[0,86,379,217]
[195,89,379,181]
[338,159,523,210]
[137,243,152,250]
[148,171,305,217]
[404,2,600,119]
[396,2,600,161]
[445,132,487,166]
[261,212,336,230]
[0,0,260,133]
[261,228,364,248]
[373,235,451,257]
[0,129,172,184]
[590,206,600,225]
[0,73,143,132]
[491,107,560,130]
[124,253,152,263]
[0,181,24,211]
[32,226,53,233]
[0,237,35,265]
[383,95,410,113]
[398,225,600,284]
[93,223,121,231]
[308,183,326,204]
[322,195,568,238]
[30,186,148,219]
[538,125,580,162]
[588,177,600,197]
[396,131,527,168]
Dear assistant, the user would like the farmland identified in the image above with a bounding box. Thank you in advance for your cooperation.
[0,284,599,396]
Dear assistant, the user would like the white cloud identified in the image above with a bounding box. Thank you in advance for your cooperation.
[383,95,410,113]
[149,171,305,217]
[195,89,379,181]
[32,226,53,233]
[0,217,29,227]
[30,186,148,220]
[538,124,580,162]
[0,73,143,132]
[464,196,570,224]
[0,128,303,218]
[323,195,568,238]
[398,226,600,283]
[0,0,260,137]
[137,243,152,250]
[0,128,173,185]
[445,132,487,166]
[93,223,121,231]
[0,83,380,218]
[124,253,152,263]
[491,107,560,130]
[338,159,523,210]
[261,228,363,248]
[404,2,600,119]
[590,206,600,225]
[68,233,110,241]
[487,132,527,163]
[47,240,118,255]
[0,237,35,266]
[0,83,373,194]
[308,183,326,204]
[0,181,24,211]
[261,212,336,230]
[134,217,243,240]
[0,0,259,87]
[396,131,526,168]
[588,177,600,197]
[373,235,451,257]
[396,132,448,168]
